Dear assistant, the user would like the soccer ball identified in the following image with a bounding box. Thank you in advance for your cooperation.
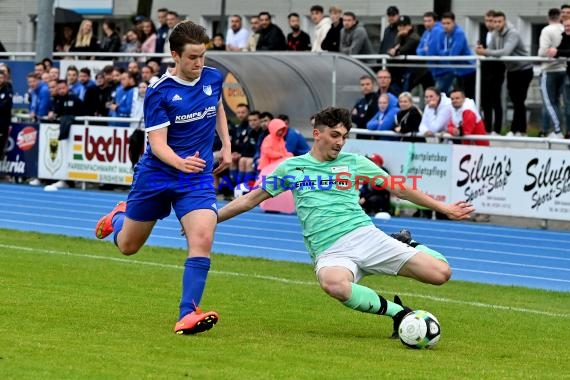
[398,310,441,349]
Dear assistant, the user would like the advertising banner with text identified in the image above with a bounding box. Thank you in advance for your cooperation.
[38,123,134,185]
[0,123,39,177]
[451,145,570,220]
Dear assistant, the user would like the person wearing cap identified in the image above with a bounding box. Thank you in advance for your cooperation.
[388,15,420,92]
[379,6,400,54]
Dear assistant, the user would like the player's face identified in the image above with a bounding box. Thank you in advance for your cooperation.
[315,124,349,160]
[174,43,206,81]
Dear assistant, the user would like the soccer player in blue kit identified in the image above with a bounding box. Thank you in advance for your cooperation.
[94,21,232,335]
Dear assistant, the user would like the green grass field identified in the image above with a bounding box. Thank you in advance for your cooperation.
[1,229,569,379]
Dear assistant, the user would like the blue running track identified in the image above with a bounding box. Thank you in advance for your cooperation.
[0,183,569,292]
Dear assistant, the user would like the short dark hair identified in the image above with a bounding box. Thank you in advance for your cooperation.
[35,62,45,69]
[359,75,373,81]
[260,111,274,120]
[494,11,506,19]
[288,12,300,19]
[66,65,78,74]
[449,88,465,96]
[485,10,497,17]
[236,103,249,109]
[277,114,289,122]
[343,11,356,20]
[561,4,570,10]
[548,8,561,19]
[249,110,261,118]
[79,67,91,76]
[157,8,168,13]
[423,11,438,20]
[310,5,324,13]
[258,11,271,19]
[169,20,210,56]
[441,12,455,21]
[313,107,352,132]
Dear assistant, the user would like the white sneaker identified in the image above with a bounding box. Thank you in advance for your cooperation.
[29,178,42,186]
[490,131,499,136]
[548,131,564,139]
[52,180,69,189]
[506,131,514,137]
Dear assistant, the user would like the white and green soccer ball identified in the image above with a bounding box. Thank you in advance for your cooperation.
[398,310,441,349]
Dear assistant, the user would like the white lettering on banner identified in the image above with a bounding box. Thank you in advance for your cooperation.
[38,124,134,185]
[0,155,26,174]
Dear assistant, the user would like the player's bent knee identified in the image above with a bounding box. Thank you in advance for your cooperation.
[319,277,351,301]
[118,241,141,256]
[431,264,452,285]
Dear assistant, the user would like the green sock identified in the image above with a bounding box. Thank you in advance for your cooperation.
[342,283,404,317]
[415,243,448,263]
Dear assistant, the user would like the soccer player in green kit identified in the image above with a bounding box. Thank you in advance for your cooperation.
[217,107,474,337]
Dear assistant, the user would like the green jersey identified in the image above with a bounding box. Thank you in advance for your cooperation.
[263,152,389,260]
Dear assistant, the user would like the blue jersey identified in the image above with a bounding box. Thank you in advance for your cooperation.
[141,67,223,175]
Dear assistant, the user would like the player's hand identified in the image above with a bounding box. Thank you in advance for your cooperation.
[214,145,231,175]
[179,152,206,173]
[444,200,475,220]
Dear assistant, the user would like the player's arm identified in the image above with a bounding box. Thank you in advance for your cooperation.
[214,100,232,174]
[147,128,205,173]
[390,182,474,220]
[218,188,272,222]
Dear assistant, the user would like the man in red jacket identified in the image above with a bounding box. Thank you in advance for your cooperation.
[448,89,489,146]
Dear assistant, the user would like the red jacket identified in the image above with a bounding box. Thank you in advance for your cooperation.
[448,98,489,146]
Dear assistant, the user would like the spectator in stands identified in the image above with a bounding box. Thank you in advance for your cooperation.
[163,11,181,54]
[229,103,250,185]
[340,12,373,56]
[140,18,157,60]
[394,91,424,142]
[237,110,263,184]
[415,12,442,93]
[359,154,391,215]
[366,93,400,137]
[538,8,566,139]
[351,75,378,131]
[83,72,105,117]
[419,87,452,136]
[388,15,421,93]
[256,11,287,50]
[155,8,169,53]
[55,25,75,53]
[121,28,142,57]
[376,69,399,97]
[246,16,261,51]
[448,89,490,146]
[131,80,147,127]
[34,62,46,79]
[287,12,311,51]
[109,71,137,127]
[100,20,121,53]
[45,79,85,190]
[258,118,293,170]
[141,65,159,84]
[276,114,311,155]
[321,5,343,52]
[476,11,533,136]
[27,72,51,121]
[549,15,570,138]
[0,69,12,161]
[379,6,400,54]
[70,19,100,57]
[48,67,60,81]
[209,33,226,50]
[437,12,476,98]
[42,58,53,72]
[310,5,331,52]
[47,79,58,99]
[480,10,505,135]
[66,65,82,98]
[226,15,249,52]
[77,67,96,101]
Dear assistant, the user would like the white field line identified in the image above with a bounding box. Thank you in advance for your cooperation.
[1,243,568,318]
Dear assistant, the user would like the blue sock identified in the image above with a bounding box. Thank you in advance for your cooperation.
[179,257,211,319]
[236,171,245,185]
[111,212,125,245]
[230,169,238,185]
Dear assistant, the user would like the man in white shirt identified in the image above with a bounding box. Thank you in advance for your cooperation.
[310,5,331,52]
[226,15,249,51]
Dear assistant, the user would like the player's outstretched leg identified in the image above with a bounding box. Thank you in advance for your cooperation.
[317,267,412,336]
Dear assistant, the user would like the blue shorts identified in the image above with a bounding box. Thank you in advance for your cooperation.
[126,165,217,222]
